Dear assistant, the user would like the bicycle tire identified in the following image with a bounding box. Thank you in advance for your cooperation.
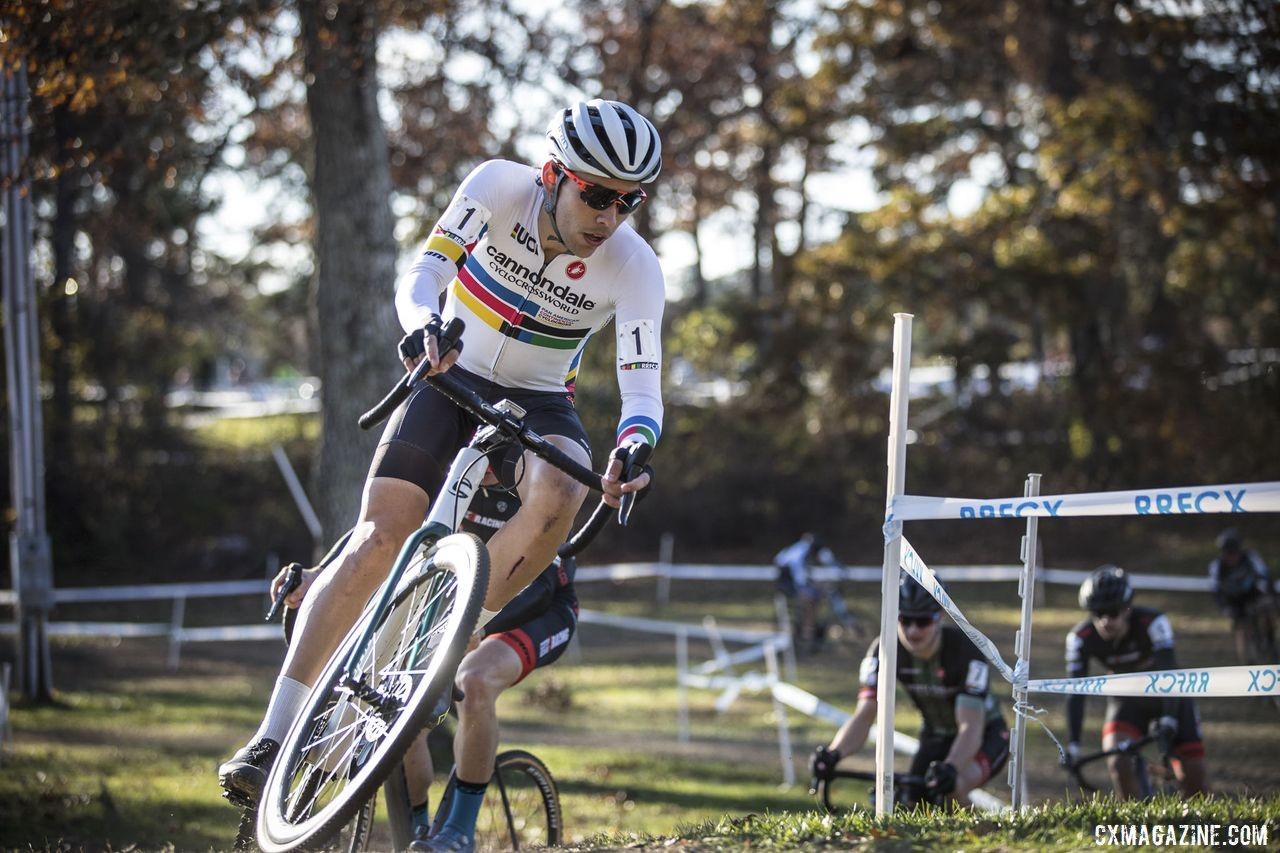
[256,532,489,853]
[333,790,375,853]
[818,772,870,815]
[434,749,561,851]
[819,771,929,813]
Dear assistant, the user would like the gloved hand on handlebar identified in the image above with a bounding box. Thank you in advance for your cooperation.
[924,760,958,796]
[601,441,654,510]
[1150,714,1179,750]
[809,745,841,782]
[399,315,463,375]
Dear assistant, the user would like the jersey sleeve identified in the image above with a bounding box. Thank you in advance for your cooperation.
[957,643,992,701]
[1208,558,1225,608]
[857,638,880,700]
[612,245,665,448]
[1064,627,1088,679]
[394,160,506,333]
[1147,613,1178,669]
[1249,552,1273,591]
[1065,628,1088,742]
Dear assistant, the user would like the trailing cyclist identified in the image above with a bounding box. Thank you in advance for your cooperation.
[1208,528,1276,665]
[1065,565,1210,799]
[219,98,663,817]
[405,474,577,852]
[809,575,1010,808]
[773,532,844,654]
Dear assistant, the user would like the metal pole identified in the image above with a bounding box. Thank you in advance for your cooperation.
[875,313,912,815]
[3,52,55,701]
[675,627,689,744]
[271,444,323,548]
[1009,473,1041,810]
[765,641,795,787]
[657,531,673,606]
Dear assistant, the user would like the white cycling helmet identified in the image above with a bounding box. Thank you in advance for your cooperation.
[547,99,662,183]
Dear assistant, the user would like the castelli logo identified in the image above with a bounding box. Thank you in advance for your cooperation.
[566,260,586,280]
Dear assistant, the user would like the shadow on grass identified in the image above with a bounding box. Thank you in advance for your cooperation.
[0,772,239,852]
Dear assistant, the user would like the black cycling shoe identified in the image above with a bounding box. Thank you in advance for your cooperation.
[219,738,280,806]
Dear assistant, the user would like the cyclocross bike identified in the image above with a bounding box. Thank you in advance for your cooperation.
[247,318,647,853]
[1062,733,1178,799]
[239,547,574,853]
[810,766,941,813]
[331,707,561,852]
[328,532,607,852]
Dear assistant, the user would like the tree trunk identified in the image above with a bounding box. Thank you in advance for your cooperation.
[299,0,400,547]
[48,106,75,468]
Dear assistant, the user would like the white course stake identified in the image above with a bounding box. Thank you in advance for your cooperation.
[876,313,912,816]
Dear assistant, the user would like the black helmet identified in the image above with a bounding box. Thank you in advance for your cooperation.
[899,575,942,618]
[1078,565,1133,612]
[801,531,824,547]
[1216,528,1242,553]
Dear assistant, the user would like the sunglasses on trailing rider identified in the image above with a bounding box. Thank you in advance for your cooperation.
[557,165,648,213]
[1091,606,1127,620]
[899,614,939,629]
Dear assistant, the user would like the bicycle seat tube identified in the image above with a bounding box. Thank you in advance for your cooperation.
[341,439,494,685]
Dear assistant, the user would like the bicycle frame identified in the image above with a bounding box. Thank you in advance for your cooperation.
[1067,734,1170,797]
[340,403,523,687]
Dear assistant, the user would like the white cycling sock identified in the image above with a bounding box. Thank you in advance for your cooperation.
[254,675,311,745]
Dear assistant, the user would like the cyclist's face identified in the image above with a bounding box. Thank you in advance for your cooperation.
[1091,606,1130,639]
[546,164,640,258]
[898,613,940,654]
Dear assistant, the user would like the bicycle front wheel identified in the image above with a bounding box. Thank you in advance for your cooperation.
[436,749,561,851]
[817,771,872,815]
[257,532,489,853]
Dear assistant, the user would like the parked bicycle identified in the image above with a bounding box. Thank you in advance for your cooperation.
[242,319,645,853]
[1062,734,1177,799]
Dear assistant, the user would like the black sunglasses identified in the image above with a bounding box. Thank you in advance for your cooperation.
[558,165,647,213]
[899,614,938,628]
[1091,606,1126,620]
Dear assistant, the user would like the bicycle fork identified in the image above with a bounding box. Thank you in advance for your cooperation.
[338,441,494,710]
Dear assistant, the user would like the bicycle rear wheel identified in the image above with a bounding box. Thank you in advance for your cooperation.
[257,532,489,853]
[435,749,561,851]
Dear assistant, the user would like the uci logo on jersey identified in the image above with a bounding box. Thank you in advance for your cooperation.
[1134,488,1247,515]
[1144,670,1210,694]
[1247,667,1280,694]
[510,222,539,254]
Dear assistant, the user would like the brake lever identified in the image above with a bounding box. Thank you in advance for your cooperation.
[266,563,304,622]
[617,443,653,527]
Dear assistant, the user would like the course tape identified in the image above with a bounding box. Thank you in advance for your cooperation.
[888,481,1280,522]
[898,536,1018,685]
[1026,664,1280,697]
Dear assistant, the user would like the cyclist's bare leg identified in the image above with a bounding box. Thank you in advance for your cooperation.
[951,759,989,806]
[1102,733,1143,799]
[453,639,523,782]
[482,437,589,610]
[1232,623,1250,664]
[1173,755,1209,796]
[404,732,435,808]
[797,587,820,650]
[280,477,429,686]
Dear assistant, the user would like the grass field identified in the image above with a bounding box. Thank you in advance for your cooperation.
[2,574,1279,851]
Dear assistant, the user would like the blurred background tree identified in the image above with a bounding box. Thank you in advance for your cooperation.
[2,0,1276,584]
